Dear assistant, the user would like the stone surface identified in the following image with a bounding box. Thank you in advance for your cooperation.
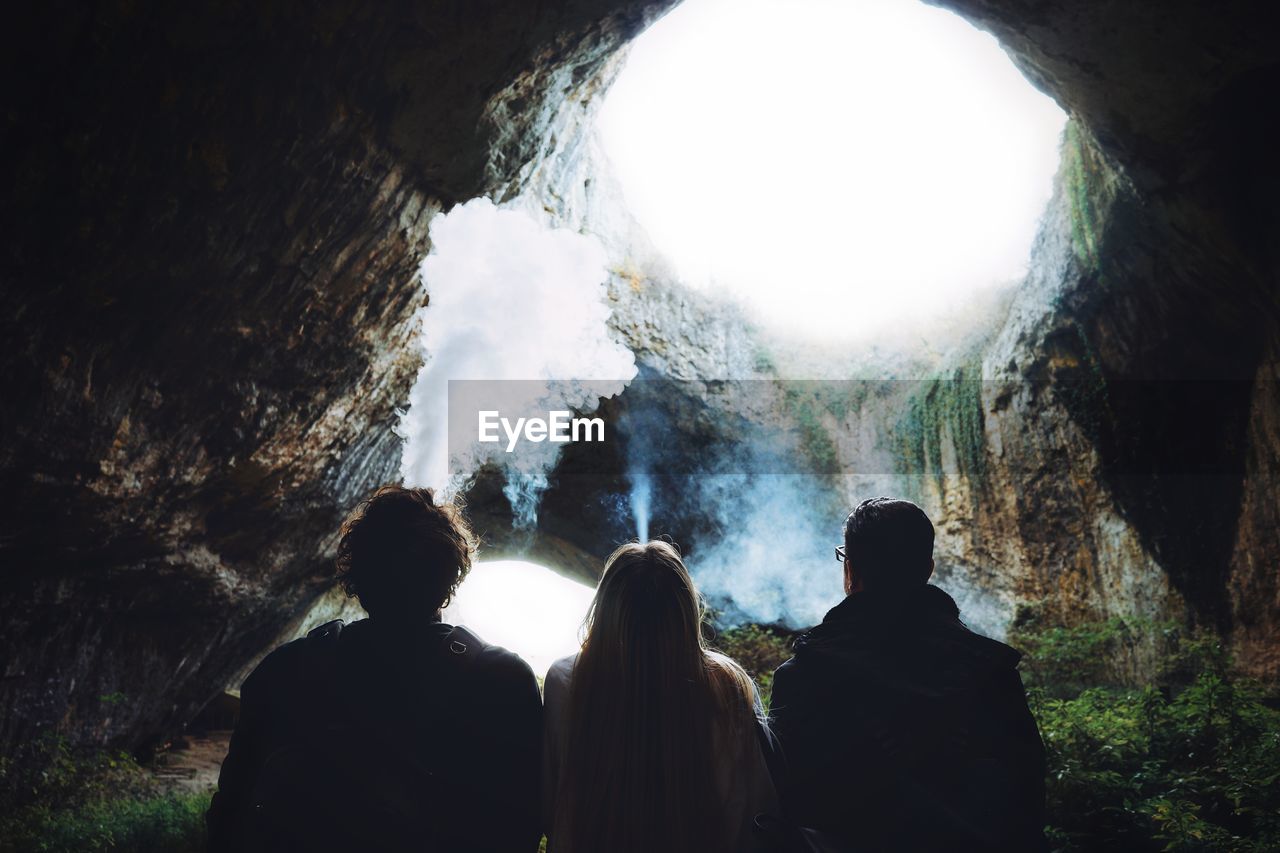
[0,0,676,751]
[495,0,1280,676]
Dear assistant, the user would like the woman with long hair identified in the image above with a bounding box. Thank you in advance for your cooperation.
[542,540,777,853]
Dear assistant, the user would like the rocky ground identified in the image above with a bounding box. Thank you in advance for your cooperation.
[150,732,230,796]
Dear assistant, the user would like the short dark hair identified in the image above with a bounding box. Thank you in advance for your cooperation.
[843,497,934,591]
[336,485,475,618]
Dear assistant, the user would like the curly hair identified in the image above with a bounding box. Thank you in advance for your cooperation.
[336,485,475,618]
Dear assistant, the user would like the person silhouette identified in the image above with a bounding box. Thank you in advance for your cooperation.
[542,540,777,853]
[206,485,542,853]
[768,498,1046,852]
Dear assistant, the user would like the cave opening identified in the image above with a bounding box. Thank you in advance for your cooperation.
[3,1,1279,835]
[599,0,1067,341]
[441,560,595,677]
[400,0,1072,638]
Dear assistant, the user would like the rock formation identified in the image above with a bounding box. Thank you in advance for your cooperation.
[1,0,1276,755]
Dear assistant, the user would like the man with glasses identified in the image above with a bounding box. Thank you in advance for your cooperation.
[766,497,1046,851]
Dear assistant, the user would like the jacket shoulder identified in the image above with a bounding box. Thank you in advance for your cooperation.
[245,633,311,678]
[544,653,577,686]
[451,625,539,688]
[937,623,1024,673]
[233,634,324,708]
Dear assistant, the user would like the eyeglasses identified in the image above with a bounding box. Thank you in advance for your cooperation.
[835,545,847,564]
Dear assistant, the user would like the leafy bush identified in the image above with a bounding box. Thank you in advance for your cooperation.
[715,623,794,710]
[1,792,210,853]
[1012,614,1148,695]
[1023,625,1280,851]
[720,616,1280,851]
[0,734,208,853]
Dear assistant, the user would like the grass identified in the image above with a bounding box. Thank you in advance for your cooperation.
[0,793,210,853]
[0,734,208,853]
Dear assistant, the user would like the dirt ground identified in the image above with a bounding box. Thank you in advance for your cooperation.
[150,731,231,794]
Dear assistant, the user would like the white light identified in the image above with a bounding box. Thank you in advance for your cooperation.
[599,0,1067,340]
[442,560,595,678]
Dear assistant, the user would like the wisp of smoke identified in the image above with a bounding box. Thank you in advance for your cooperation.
[689,473,846,627]
[399,198,637,524]
[612,384,848,628]
[629,470,652,541]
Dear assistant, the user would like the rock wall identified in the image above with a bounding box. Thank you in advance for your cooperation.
[924,1,1279,676]
[0,0,676,751]
[506,1,1280,675]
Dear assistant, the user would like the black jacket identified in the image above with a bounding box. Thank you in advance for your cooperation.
[768,585,1046,852]
[206,618,542,853]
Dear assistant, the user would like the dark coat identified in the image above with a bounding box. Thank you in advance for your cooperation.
[206,617,543,853]
[768,585,1047,852]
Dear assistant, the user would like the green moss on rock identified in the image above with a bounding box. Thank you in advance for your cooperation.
[893,361,989,495]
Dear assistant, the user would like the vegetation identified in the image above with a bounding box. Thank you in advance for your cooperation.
[1063,120,1108,273]
[6,620,1276,852]
[893,360,989,495]
[778,381,854,478]
[1010,610,1156,697]
[719,617,1280,852]
[715,623,794,712]
[1016,621,1280,852]
[0,734,208,853]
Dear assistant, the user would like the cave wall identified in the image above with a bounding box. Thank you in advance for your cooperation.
[855,1,1280,671]
[0,0,675,752]
[514,0,1280,674]
[2,0,1278,755]
[942,0,1280,670]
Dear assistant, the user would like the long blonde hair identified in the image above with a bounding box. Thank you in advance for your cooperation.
[552,541,759,853]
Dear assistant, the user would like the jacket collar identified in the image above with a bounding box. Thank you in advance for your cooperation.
[797,584,963,650]
[830,583,959,622]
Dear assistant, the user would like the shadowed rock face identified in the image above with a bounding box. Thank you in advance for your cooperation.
[943,0,1280,673]
[1,0,1277,752]
[0,0,675,750]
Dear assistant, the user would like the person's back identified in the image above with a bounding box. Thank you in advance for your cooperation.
[769,498,1046,852]
[542,540,777,853]
[206,485,543,853]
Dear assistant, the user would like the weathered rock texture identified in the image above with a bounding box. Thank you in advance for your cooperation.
[939,0,1280,675]
[0,0,676,751]
[1,0,1277,756]
[482,0,1280,678]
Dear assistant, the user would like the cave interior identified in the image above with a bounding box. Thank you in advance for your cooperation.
[1,0,1278,755]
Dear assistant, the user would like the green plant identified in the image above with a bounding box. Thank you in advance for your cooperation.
[893,361,989,497]
[779,383,843,477]
[715,623,794,711]
[1011,612,1151,695]
[0,733,209,853]
[1018,621,1280,851]
[1,791,211,853]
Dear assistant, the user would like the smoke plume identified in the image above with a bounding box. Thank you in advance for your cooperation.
[399,198,637,524]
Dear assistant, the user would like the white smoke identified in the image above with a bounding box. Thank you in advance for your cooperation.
[690,474,845,627]
[398,198,637,524]
[629,469,652,542]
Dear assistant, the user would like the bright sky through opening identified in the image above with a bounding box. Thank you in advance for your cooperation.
[442,560,595,677]
[599,0,1068,340]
